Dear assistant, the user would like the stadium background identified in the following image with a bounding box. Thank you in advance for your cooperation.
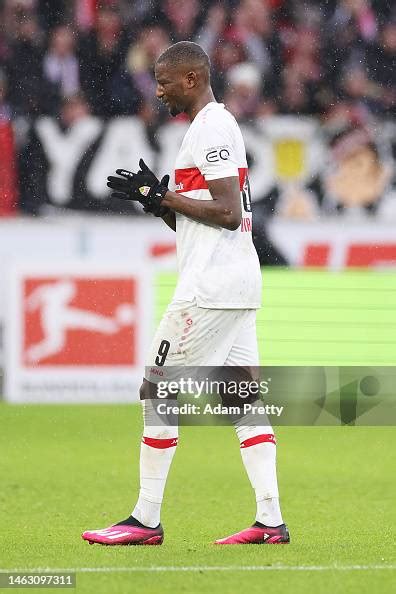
[0,1,395,593]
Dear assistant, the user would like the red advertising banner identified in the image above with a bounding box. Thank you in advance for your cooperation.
[23,277,137,367]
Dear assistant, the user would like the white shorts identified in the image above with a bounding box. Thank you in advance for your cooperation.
[145,299,259,382]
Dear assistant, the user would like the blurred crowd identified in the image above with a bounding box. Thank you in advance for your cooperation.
[0,0,395,128]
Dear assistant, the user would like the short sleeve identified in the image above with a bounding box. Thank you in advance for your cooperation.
[190,115,239,181]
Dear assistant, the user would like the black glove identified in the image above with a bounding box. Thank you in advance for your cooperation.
[107,159,170,217]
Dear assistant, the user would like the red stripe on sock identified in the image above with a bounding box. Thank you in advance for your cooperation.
[142,436,178,449]
[240,434,276,448]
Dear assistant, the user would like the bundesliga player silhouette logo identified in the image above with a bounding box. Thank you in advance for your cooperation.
[23,277,136,366]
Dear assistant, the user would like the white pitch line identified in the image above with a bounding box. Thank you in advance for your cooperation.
[0,565,395,573]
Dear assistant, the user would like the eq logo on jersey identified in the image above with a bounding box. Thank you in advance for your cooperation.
[22,277,137,366]
[205,147,230,162]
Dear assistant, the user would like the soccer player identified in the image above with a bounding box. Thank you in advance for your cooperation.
[82,41,289,546]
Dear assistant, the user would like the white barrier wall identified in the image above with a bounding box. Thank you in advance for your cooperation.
[267,219,396,268]
[1,215,396,402]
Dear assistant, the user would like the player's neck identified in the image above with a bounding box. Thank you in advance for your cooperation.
[187,89,216,121]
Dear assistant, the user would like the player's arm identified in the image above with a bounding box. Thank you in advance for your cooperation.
[161,176,241,231]
[107,159,241,231]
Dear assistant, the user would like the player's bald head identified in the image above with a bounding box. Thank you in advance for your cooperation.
[156,41,210,81]
[155,42,213,118]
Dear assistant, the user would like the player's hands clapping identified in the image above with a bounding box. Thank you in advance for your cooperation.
[107,159,170,217]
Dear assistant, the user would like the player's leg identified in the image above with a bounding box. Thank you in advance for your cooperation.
[115,300,236,539]
[215,310,289,544]
[81,384,176,545]
[129,382,178,529]
[82,301,191,546]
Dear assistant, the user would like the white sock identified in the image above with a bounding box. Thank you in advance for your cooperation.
[234,410,283,527]
[131,399,178,528]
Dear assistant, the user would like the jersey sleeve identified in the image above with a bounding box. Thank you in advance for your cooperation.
[190,115,239,181]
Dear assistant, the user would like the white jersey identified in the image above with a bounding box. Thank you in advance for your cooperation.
[172,102,262,309]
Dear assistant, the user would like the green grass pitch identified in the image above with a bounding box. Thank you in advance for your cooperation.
[1,270,395,593]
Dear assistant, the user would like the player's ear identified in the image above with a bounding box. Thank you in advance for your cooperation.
[185,71,198,89]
